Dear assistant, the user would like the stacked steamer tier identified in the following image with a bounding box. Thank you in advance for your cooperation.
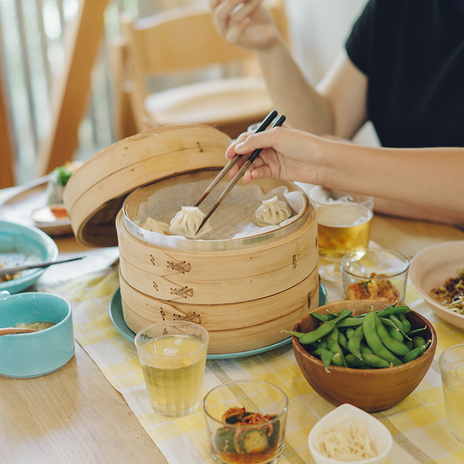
[64,125,319,355]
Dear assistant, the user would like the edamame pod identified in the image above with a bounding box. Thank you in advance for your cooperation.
[402,340,431,363]
[399,314,412,333]
[335,317,363,328]
[311,313,336,322]
[319,337,329,350]
[284,330,304,338]
[327,328,347,367]
[363,311,402,366]
[409,326,427,336]
[380,318,403,342]
[385,315,412,341]
[298,320,336,345]
[346,328,356,340]
[412,336,426,348]
[376,304,410,317]
[374,313,410,357]
[298,310,352,345]
[331,352,344,367]
[348,326,364,361]
[338,331,349,352]
[359,352,391,368]
[311,347,334,370]
[345,354,368,368]
[389,315,404,332]
[360,341,373,355]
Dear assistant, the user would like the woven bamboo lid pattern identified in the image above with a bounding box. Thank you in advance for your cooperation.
[63,124,231,247]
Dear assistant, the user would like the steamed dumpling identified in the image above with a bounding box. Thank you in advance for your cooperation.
[169,206,212,239]
[252,196,292,227]
[140,217,170,234]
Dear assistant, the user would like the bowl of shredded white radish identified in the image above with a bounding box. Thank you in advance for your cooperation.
[308,404,393,464]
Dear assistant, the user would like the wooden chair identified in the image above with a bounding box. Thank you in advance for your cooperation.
[0,64,15,188]
[114,0,288,140]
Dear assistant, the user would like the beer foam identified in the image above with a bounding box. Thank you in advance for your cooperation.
[317,205,373,227]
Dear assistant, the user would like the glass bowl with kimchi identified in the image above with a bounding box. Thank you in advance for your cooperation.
[340,248,410,305]
[202,380,288,464]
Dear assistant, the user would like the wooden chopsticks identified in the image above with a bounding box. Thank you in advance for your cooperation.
[196,111,286,233]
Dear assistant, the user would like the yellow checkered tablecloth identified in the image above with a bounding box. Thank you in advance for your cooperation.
[38,265,464,464]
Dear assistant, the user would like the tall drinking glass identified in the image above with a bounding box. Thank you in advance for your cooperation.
[135,320,209,417]
[439,343,464,443]
[310,186,374,282]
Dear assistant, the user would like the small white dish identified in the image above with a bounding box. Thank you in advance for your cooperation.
[308,403,393,464]
[409,241,464,330]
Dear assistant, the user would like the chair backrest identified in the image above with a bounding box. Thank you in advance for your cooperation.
[116,0,288,136]
[122,7,255,75]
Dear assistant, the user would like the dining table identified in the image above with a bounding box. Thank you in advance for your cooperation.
[1,181,464,464]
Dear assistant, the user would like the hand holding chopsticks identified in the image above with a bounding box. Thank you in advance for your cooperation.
[195,111,286,233]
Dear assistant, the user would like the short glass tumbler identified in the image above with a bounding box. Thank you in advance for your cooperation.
[341,248,410,305]
[203,380,288,464]
[439,343,464,443]
[135,320,209,417]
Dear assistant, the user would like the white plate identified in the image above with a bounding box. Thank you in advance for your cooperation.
[409,241,464,329]
[0,176,72,237]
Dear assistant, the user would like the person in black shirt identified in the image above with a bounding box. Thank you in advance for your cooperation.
[211,0,464,226]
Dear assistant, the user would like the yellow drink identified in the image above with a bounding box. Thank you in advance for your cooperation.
[136,326,208,417]
[442,365,464,443]
[317,205,373,260]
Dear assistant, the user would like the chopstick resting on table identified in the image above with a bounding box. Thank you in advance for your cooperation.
[195,111,286,233]
[0,256,85,276]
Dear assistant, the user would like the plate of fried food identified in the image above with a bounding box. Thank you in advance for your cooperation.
[409,241,464,329]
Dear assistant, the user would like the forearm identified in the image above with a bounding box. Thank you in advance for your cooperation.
[318,141,464,215]
[374,198,464,228]
[256,38,334,134]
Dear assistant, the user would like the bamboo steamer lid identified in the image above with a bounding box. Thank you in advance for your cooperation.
[63,124,232,247]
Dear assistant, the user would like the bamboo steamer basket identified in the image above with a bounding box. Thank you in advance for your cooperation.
[64,124,320,354]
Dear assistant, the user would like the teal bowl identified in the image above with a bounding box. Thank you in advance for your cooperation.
[0,220,58,294]
[0,291,74,377]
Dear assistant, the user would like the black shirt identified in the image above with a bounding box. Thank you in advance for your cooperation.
[345,0,464,148]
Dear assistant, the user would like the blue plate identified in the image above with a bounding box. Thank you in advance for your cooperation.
[0,220,58,294]
[109,283,328,360]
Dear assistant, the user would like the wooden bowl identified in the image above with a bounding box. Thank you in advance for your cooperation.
[292,300,437,412]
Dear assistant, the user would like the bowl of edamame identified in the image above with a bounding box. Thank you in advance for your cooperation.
[291,300,436,412]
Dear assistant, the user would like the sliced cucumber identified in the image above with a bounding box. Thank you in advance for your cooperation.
[237,429,269,454]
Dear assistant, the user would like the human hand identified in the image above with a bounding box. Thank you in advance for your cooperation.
[210,0,280,50]
[225,126,324,184]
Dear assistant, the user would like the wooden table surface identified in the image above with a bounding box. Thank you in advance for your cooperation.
[1,187,464,463]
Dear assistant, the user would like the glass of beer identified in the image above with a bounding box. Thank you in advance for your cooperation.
[439,343,464,443]
[135,320,209,417]
[309,186,374,282]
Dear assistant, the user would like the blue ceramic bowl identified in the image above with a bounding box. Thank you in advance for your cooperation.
[0,220,58,294]
[0,291,74,377]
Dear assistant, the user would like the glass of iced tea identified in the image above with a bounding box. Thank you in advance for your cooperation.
[203,380,288,464]
[135,320,209,417]
[439,343,464,443]
[309,186,374,282]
